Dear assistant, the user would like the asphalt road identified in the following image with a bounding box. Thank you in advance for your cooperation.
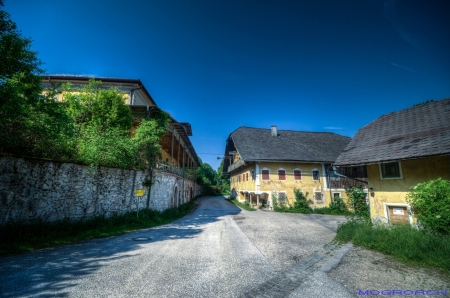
[0,196,350,297]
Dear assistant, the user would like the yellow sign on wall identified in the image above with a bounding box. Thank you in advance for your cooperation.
[134,189,145,197]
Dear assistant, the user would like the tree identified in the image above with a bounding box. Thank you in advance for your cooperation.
[0,3,74,159]
[217,159,230,194]
[62,79,169,169]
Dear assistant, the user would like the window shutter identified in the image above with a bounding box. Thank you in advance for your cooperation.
[294,170,301,180]
[278,170,286,180]
[262,170,269,180]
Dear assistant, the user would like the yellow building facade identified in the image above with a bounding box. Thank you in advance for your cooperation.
[224,126,355,209]
[367,156,450,224]
[335,98,450,224]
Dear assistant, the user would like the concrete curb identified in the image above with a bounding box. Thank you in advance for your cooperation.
[320,243,353,273]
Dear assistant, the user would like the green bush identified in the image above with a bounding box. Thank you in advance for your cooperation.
[273,189,313,214]
[327,196,351,215]
[291,189,313,213]
[406,178,450,235]
[345,186,369,219]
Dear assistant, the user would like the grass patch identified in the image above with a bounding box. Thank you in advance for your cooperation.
[0,197,199,256]
[226,199,256,211]
[336,220,450,273]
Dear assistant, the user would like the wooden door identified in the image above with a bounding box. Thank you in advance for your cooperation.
[388,206,409,224]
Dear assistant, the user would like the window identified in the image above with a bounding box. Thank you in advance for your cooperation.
[278,169,286,180]
[314,191,324,202]
[246,172,248,181]
[380,162,402,179]
[333,192,341,199]
[238,175,241,183]
[294,169,302,180]
[312,169,320,181]
[278,192,287,204]
[262,169,270,180]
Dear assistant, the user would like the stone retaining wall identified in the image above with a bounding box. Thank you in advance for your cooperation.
[0,156,202,224]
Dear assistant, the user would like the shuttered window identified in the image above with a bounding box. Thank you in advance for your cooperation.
[278,169,286,180]
[262,169,270,180]
[294,169,301,180]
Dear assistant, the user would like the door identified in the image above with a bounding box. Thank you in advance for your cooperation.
[387,206,409,224]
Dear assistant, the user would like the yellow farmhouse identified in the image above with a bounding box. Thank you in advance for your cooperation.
[335,98,450,224]
[42,75,201,205]
[222,126,364,209]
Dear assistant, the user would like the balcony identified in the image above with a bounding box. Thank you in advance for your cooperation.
[228,159,245,173]
[155,160,196,181]
[328,177,368,189]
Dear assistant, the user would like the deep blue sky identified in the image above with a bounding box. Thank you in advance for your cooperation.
[5,0,450,170]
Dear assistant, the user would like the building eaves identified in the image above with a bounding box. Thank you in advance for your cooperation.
[335,98,450,166]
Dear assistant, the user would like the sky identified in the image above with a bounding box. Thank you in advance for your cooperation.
[4,0,450,170]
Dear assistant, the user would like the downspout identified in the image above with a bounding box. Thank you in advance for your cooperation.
[129,86,142,105]
[182,149,186,203]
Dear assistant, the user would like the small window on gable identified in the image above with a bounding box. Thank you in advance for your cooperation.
[294,169,302,180]
[278,169,286,180]
[262,169,270,180]
[312,169,320,181]
[380,162,402,179]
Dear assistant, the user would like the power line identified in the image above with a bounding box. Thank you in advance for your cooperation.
[197,153,223,155]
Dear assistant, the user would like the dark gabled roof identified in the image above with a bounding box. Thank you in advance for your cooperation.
[335,98,450,166]
[227,127,351,163]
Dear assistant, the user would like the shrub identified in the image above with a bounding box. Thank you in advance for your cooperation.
[327,196,351,215]
[406,178,450,235]
[345,186,369,220]
[291,189,312,213]
[272,189,313,213]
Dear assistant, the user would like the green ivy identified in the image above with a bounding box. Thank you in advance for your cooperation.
[345,186,369,220]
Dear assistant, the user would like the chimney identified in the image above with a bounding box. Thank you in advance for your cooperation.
[271,126,277,137]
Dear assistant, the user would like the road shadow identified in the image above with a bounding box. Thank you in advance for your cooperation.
[0,196,240,297]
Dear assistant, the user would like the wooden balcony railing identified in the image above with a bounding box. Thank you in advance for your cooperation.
[155,160,197,181]
[328,176,368,189]
[228,159,245,173]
